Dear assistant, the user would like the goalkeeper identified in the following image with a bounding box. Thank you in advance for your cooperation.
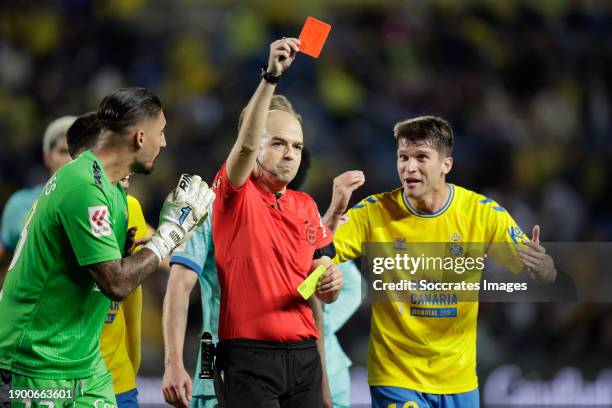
[0,87,214,407]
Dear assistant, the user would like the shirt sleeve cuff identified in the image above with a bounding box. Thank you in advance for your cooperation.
[170,255,203,275]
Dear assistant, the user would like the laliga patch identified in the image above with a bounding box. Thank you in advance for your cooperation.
[89,206,112,237]
[298,16,332,58]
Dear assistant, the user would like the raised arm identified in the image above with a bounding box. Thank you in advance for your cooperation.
[226,38,300,187]
[322,170,365,232]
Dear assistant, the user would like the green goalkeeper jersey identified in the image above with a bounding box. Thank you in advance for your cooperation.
[0,150,128,379]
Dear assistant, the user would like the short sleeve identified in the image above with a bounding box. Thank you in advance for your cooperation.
[311,201,333,251]
[486,202,527,274]
[333,198,371,263]
[58,184,123,266]
[212,162,247,212]
[170,210,213,275]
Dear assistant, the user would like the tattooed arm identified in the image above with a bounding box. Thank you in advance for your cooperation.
[86,248,160,301]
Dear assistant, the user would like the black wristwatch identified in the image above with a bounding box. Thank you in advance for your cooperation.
[261,65,281,84]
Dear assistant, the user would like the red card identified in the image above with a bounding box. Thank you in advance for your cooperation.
[298,16,331,58]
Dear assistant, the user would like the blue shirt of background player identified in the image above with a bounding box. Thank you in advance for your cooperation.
[1,184,44,250]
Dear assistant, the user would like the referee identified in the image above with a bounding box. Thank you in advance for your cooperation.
[210,38,343,407]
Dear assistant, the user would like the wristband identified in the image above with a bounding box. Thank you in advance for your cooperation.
[261,65,281,84]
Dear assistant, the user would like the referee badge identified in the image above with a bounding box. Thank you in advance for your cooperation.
[306,225,317,245]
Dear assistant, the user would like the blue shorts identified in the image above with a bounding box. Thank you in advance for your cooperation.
[370,386,479,408]
[116,388,139,408]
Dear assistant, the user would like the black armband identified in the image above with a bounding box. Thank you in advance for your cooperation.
[313,242,336,260]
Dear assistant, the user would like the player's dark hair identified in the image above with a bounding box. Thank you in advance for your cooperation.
[97,87,162,134]
[66,111,101,158]
[393,116,453,156]
[237,94,302,131]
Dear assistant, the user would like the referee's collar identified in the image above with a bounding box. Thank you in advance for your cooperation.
[253,178,287,197]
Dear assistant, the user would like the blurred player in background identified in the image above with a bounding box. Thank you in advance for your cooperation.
[162,117,363,408]
[0,116,75,282]
[209,38,342,407]
[67,111,148,408]
[0,87,213,407]
[328,116,557,408]
[293,153,364,408]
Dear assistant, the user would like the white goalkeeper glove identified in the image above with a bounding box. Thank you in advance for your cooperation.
[144,174,215,262]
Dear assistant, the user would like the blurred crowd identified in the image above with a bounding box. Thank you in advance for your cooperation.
[1,0,611,382]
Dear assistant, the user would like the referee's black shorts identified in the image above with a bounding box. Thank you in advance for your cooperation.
[214,338,323,408]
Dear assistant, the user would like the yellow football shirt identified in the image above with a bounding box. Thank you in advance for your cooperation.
[333,184,527,394]
[100,195,147,394]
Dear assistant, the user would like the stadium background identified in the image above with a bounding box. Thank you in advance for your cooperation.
[1,0,612,405]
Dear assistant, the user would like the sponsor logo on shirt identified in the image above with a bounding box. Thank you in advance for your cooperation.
[410,307,457,318]
[89,205,112,237]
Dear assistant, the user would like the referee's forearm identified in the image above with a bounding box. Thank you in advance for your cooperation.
[237,79,276,151]
[322,208,342,233]
[226,79,276,187]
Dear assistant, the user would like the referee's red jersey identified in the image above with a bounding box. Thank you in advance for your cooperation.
[211,164,333,342]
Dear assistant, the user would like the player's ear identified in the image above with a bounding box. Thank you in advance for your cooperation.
[441,156,453,176]
[134,129,145,149]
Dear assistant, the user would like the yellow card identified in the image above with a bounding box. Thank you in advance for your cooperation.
[297,265,327,299]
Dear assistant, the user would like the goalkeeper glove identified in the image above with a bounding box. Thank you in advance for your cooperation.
[144,174,215,262]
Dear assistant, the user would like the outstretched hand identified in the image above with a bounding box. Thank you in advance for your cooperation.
[517,225,557,284]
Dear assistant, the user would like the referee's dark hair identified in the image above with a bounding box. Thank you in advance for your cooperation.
[97,87,162,134]
[66,111,101,159]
